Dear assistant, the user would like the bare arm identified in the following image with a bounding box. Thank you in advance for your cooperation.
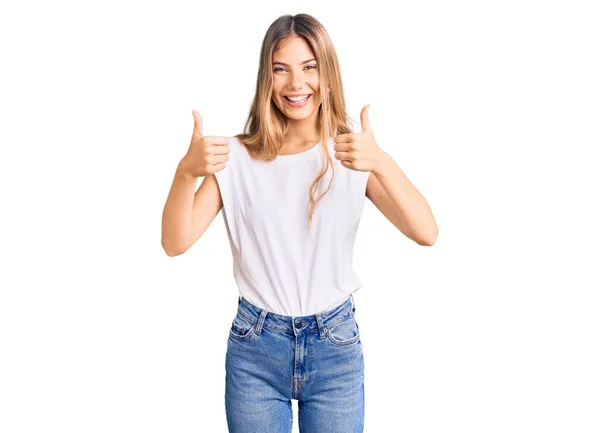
[161,161,197,256]
[366,155,438,246]
[161,161,223,256]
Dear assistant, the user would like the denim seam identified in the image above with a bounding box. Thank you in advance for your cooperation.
[324,312,352,329]
[237,310,353,334]
[228,326,256,340]
[230,315,257,340]
[325,316,360,346]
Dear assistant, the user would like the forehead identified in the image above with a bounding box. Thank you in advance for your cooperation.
[273,36,315,60]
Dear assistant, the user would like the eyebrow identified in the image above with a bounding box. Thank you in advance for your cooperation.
[272,58,316,66]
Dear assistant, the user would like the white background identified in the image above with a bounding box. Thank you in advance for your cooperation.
[1,0,599,432]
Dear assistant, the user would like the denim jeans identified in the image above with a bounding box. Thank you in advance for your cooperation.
[225,294,365,432]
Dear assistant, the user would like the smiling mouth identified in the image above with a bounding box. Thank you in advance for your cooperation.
[283,94,312,107]
[284,95,310,101]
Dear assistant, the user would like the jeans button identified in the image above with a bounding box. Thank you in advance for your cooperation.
[295,321,303,329]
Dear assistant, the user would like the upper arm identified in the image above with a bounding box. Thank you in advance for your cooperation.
[187,173,223,250]
[365,172,407,235]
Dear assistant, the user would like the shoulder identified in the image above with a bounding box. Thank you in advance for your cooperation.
[227,135,241,150]
[228,135,252,157]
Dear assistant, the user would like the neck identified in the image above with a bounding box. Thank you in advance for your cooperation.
[283,112,320,147]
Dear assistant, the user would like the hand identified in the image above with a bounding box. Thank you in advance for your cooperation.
[333,105,387,172]
[180,110,231,178]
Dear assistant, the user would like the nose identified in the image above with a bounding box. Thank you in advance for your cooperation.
[288,70,304,90]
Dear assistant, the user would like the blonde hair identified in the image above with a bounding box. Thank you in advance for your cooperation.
[234,13,357,235]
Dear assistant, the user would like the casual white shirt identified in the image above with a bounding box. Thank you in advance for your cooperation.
[214,136,369,316]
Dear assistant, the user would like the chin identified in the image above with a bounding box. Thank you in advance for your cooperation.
[279,100,319,119]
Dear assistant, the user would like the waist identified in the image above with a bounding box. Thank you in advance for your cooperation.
[236,294,355,335]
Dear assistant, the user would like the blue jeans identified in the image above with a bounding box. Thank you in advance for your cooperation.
[225,294,365,432]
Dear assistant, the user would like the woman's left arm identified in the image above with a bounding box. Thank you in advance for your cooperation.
[366,154,438,246]
[335,105,438,246]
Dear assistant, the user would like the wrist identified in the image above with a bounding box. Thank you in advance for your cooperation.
[176,159,195,181]
[372,151,392,176]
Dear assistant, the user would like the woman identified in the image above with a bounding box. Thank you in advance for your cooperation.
[161,13,438,433]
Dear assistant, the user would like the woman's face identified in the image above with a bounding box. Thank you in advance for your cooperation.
[271,36,321,121]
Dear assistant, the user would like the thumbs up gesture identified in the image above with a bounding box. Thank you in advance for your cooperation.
[181,110,231,178]
[333,105,387,173]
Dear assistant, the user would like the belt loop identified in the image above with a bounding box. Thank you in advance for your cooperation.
[315,312,326,339]
[255,309,268,334]
[350,294,356,314]
[238,296,241,305]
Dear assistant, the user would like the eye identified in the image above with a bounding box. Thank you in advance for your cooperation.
[273,65,317,73]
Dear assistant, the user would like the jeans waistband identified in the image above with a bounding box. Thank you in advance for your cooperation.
[235,295,356,339]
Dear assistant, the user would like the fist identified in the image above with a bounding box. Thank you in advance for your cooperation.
[181,110,231,178]
[333,105,386,173]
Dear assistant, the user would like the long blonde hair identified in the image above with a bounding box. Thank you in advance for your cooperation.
[234,13,357,234]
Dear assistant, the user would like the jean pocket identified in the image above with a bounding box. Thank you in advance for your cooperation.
[326,315,360,346]
[229,313,257,341]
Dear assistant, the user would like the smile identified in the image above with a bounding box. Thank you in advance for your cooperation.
[283,94,311,107]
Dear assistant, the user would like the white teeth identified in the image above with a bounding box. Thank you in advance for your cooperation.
[285,95,309,102]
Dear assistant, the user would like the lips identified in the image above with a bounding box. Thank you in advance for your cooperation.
[283,94,312,107]
[284,94,311,100]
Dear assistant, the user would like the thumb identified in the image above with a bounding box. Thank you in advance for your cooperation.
[191,109,203,138]
[360,104,371,132]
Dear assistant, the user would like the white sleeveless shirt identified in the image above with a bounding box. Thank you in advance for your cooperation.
[214,136,370,317]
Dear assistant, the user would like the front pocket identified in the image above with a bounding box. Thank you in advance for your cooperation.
[326,316,360,346]
[229,313,257,341]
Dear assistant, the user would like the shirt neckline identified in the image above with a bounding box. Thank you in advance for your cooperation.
[274,141,321,161]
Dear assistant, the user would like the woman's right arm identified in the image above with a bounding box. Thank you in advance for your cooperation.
[161,110,229,256]
[161,161,223,257]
